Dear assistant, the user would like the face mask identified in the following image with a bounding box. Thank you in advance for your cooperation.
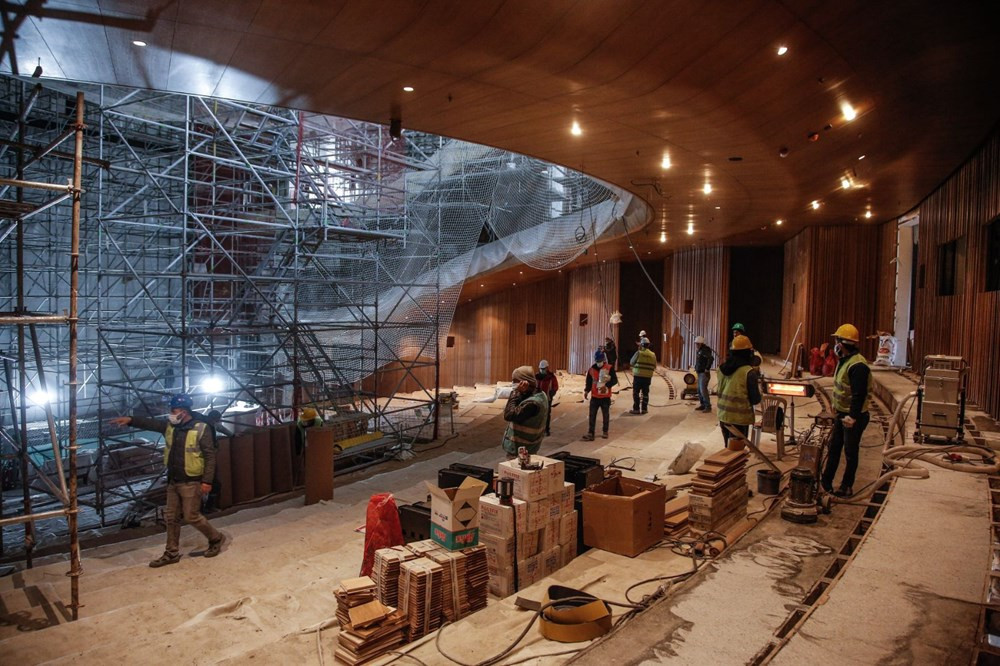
[834,343,845,357]
[167,412,184,425]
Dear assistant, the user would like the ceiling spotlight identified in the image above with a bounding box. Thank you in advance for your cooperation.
[659,231,667,243]
[858,154,866,161]
[686,222,694,235]
[132,40,147,47]
[841,101,857,122]
[776,219,783,226]
[811,200,821,210]
[402,86,414,92]
[865,210,873,219]
[570,121,582,136]
[841,177,851,190]
[202,375,225,395]
[777,45,788,56]
[661,154,672,169]
[779,146,789,157]
[703,183,712,195]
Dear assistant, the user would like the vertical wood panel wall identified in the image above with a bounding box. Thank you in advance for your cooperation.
[662,246,730,370]
[875,220,899,333]
[567,261,621,374]
[914,130,1000,419]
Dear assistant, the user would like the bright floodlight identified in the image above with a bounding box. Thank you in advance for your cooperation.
[202,376,225,395]
[28,389,54,405]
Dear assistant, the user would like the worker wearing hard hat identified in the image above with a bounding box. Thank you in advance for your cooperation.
[716,335,762,444]
[731,322,746,339]
[293,407,324,485]
[503,365,550,456]
[109,393,225,566]
[694,335,715,412]
[583,348,618,440]
[535,360,559,436]
[629,337,656,414]
[821,324,872,498]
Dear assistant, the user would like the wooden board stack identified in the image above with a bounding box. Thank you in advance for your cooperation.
[688,448,749,533]
[424,544,489,621]
[372,546,417,608]
[333,576,408,665]
[335,576,377,629]
[663,495,690,534]
[398,557,445,641]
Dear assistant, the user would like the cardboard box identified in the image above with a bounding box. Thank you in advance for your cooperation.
[542,546,561,576]
[541,518,560,552]
[489,568,516,598]
[497,456,565,502]
[582,476,666,557]
[560,541,577,568]
[426,476,489,550]
[559,482,575,514]
[479,494,526,538]
[525,496,551,532]
[559,510,578,546]
[518,553,543,588]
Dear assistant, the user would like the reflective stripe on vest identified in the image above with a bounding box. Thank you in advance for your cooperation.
[632,349,657,378]
[589,364,613,398]
[502,391,549,455]
[164,421,207,477]
[716,365,755,425]
[833,353,871,414]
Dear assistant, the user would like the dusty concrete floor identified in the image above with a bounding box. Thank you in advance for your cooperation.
[0,365,991,665]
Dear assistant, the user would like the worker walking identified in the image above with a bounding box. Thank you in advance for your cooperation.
[293,407,323,486]
[535,360,559,436]
[110,393,225,566]
[716,335,761,444]
[583,349,618,440]
[502,365,550,456]
[604,337,618,371]
[629,337,656,414]
[694,335,714,412]
[821,324,872,497]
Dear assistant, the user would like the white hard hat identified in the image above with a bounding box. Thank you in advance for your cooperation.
[695,335,705,345]
[539,359,549,369]
[639,330,647,337]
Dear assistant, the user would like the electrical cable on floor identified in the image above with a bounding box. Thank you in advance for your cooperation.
[608,456,637,471]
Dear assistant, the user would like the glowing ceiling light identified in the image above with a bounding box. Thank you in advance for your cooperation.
[703,183,712,195]
[659,231,667,243]
[841,177,851,190]
[661,154,672,169]
[402,86,414,92]
[775,219,783,226]
[132,40,147,47]
[858,154,866,160]
[811,200,821,210]
[686,222,694,235]
[865,210,873,219]
[777,46,788,56]
[841,101,857,121]
[202,375,225,395]
[28,389,55,405]
[570,121,582,136]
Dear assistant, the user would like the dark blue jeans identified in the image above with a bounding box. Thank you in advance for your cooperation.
[697,371,711,409]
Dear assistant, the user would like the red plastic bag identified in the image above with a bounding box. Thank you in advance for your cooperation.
[360,493,404,577]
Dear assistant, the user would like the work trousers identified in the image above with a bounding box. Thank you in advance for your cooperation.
[697,371,711,409]
[164,481,222,556]
[720,422,750,445]
[588,396,611,435]
[545,393,554,435]
[822,411,870,490]
[632,376,651,412]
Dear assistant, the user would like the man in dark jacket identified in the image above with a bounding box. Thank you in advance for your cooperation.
[821,324,873,497]
[110,393,225,566]
[583,349,618,440]
[716,335,761,444]
[604,337,618,370]
[502,365,549,456]
[694,335,714,412]
[535,360,559,436]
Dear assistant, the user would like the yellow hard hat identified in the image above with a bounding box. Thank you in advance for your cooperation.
[730,334,753,350]
[832,323,860,343]
[301,407,318,421]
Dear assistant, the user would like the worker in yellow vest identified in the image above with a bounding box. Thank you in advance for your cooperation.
[821,324,872,497]
[110,393,225,566]
[629,337,657,414]
[502,365,550,456]
[716,335,761,444]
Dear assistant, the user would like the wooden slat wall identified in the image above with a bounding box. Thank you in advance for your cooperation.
[781,229,812,355]
[875,220,899,333]
[662,246,730,369]
[567,261,621,374]
[914,130,1000,419]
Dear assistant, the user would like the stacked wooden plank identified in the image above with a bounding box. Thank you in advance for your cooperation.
[688,449,749,532]
[372,546,417,608]
[333,576,409,665]
[664,495,690,534]
[335,577,377,629]
[424,544,489,621]
[398,558,445,641]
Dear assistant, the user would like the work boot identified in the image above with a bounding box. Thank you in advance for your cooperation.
[149,552,181,568]
[581,433,594,441]
[833,486,853,498]
[205,534,226,558]
[629,409,642,415]
[701,407,711,413]
[640,409,647,414]
[601,432,608,439]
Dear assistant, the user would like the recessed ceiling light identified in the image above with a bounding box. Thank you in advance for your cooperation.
[570,121,582,136]
[865,210,873,219]
[479,284,484,287]
[661,154,672,169]
[659,231,667,243]
[841,101,857,122]
[715,206,721,210]
[858,154,866,161]
[777,46,788,56]
[687,222,694,235]
[776,219,783,226]
[811,200,821,210]
[132,40,147,47]
[402,86,414,92]
[841,177,851,190]
[703,183,712,195]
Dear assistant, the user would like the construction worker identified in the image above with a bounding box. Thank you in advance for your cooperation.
[535,360,559,436]
[716,335,761,444]
[603,337,618,370]
[502,365,549,456]
[583,348,618,440]
[694,335,714,412]
[629,337,656,414]
[821,324,872,497]
[110,393,225,566]
[731,322,746,340]
[293,407,323,486]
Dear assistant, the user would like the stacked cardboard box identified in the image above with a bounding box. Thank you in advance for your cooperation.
[688,449,749,532]
[480,455,577,597]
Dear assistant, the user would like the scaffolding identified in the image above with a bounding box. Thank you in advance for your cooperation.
[0,75,635,577]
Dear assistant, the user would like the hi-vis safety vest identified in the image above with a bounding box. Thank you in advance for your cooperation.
[588,364,613,399]
[164,421,208,478]
[716,365,755,425]
[632,349,657,378]
[833,353,872,414]
[502,391,549,455]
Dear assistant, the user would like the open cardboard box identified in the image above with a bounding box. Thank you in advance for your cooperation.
[426,476,489,550]
[582,476,667,557]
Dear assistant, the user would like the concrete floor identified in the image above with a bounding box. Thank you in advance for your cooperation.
[0,366,992,665]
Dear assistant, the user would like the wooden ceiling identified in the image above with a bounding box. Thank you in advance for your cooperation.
[4,0,1000,263]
